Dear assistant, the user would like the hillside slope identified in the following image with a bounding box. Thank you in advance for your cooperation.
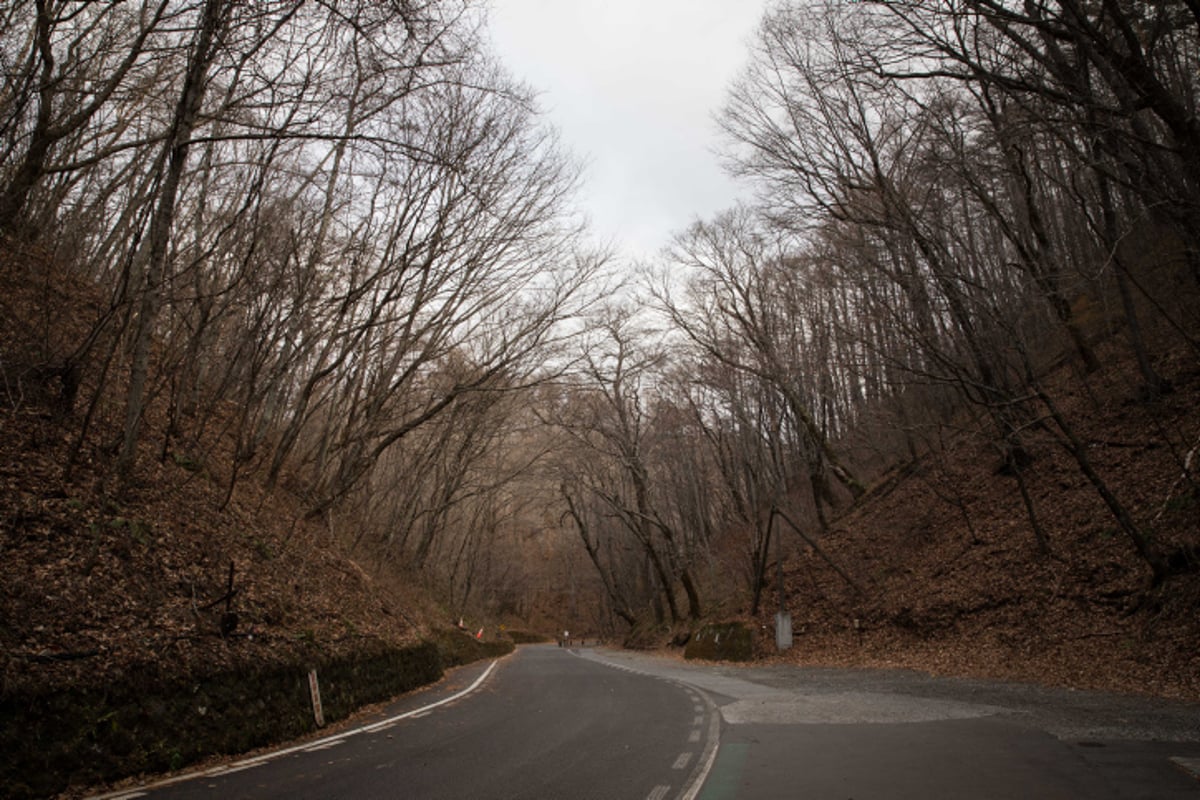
[0,247,433,700]
[0,244,531,796]
[758,344,1200,700]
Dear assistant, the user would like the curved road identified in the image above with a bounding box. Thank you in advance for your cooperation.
[95,644,1200,799]
[98,645,716,800]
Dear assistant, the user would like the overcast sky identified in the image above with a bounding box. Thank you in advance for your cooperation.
[485,0,767,264]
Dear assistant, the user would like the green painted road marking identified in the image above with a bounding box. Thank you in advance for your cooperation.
[696,743,750,800]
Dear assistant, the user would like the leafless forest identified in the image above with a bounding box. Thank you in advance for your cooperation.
[2,0,1198,655]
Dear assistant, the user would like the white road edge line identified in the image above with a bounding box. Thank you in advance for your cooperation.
[300,739,346,752]
[208,762,261,776]
[87,659,501,800]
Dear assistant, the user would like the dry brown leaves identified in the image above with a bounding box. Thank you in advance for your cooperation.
[754,342,1200,700]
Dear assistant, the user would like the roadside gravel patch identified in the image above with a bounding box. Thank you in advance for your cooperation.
[720,691,1004,724]
[578,648,1200,742]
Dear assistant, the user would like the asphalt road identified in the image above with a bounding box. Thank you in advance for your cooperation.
[97,645,715,800]
[579,648,1200,799]
[95,644,1200,799]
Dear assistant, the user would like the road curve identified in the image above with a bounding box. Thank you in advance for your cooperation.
[90,644,1200,800]
[95,645,716,800]
[577,647,1200,800]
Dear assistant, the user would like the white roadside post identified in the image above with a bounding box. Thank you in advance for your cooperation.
[775,610,793,650]
[773,509,793,650]
[308,669,325,727]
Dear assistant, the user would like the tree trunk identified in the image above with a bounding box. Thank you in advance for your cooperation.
[1034,385,1167,583]
[118,0,227,484]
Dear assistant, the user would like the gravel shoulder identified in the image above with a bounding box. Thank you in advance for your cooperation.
[576,647,1200,743]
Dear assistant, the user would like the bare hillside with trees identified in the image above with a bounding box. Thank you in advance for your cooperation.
[2,0,1198,752]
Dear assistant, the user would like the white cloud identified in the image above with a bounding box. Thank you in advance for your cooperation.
[486,0,765,262]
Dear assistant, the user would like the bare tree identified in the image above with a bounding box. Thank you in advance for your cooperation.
[0,0,174,235]
[656,210,864,529]
[543,307,705,626]
[710,0,1192,577]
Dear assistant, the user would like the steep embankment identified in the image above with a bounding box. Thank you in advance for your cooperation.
[0,246,509,797]
[757,344,1200,700]
[0,247,426,690]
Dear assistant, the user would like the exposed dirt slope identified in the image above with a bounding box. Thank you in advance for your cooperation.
[757,345,1200,700]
